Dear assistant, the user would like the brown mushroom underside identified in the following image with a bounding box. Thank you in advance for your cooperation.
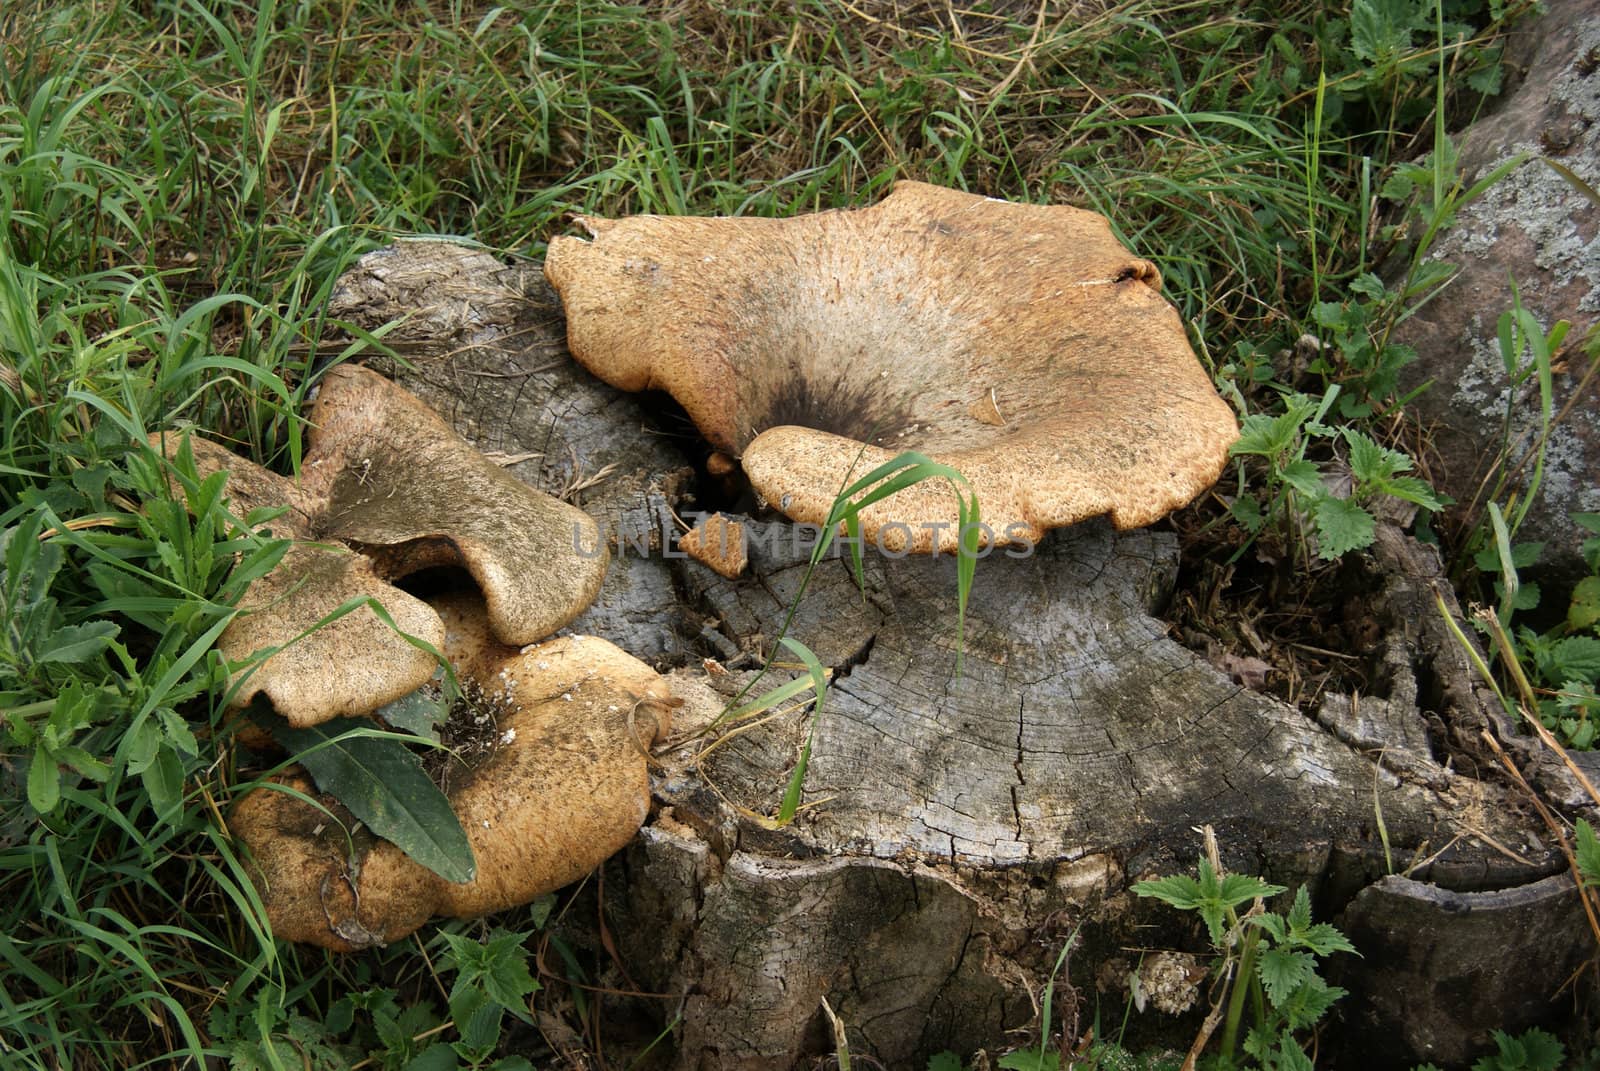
[153,365,608,727]
[230,594,673,951]
[544,181,1239,552]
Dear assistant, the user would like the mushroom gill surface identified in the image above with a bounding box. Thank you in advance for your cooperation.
[544,180,1239,552]
[230,593,673,951]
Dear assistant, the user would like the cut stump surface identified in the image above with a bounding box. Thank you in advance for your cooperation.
[331,240,1588,1069]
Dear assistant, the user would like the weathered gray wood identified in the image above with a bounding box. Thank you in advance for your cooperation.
[1333,872,1591,1067]
[330,239,693,664]
[331,240,1584,1069]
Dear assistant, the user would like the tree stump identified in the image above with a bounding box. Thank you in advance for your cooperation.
[331,241,1592,1069]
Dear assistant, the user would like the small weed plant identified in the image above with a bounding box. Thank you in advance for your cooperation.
[1227,384,1444,567]
[1134,856,1357,1069]
[1414,1027,1568,1071]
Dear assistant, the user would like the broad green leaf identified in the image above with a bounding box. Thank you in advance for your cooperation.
[1376,475,1445,510]
[1278,975,1345,1030]
[482,940,539,1015]
[1247,912,1287,943]
[142,744,186,821]
[376,687,447,742]
[35,620,119,665]
[257,707,476,884]
[1344,428,1408,483]
[927,1053,965,1071]
[1514,1027,1566,1071]
[1278,460,1325,498]
[996,1049,1059,1071]
[1350,272,1388,300]
[1132,874,1204,911]
[1574,820,1600,885]
[1256,946,1315,1007]
[404,1043,460,1071]
[1569,576,1600,634]
[1297,922,1358,956]
[28,747,60,813]
[1218,873,1286,907]
[1546,636,1600,685]
[1314,497,1376,559]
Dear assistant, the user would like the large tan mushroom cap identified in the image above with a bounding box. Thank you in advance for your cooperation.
[153,365,608,726]
[545,180,1238,552]
[301,365,607,645]
[230,594,673,951]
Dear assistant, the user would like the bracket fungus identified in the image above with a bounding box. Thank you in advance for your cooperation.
[155,364,607,727]
[230,594,674,950]
[545,181,1238,552]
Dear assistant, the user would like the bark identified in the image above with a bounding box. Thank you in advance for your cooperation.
[332,240,1591,1070]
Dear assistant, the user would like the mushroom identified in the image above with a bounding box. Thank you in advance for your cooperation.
[154,364,608,726]
[679,512,748,579]
[544,181,1238,552]
[230,593,674,950]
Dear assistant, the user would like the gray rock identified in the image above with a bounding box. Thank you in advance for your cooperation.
[1395,0,1599,588]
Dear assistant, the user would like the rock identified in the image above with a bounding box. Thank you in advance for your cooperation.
[1394,0,1600,588]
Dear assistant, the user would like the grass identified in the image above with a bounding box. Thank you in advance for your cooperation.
[0,0,1547,1066]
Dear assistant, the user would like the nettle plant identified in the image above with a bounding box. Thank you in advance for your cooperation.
[1226,385,1444,566]
[1135,860,1357,1070]
[1474,506,1600,749]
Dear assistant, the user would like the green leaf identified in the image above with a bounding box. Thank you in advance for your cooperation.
[927,1053,966,1071]
[35,620,119,665]
[1256,946,1316,1007]
[774,636,829,825]
[1573,822,1600,887]
[1231,411,1301,460]
[257,707,477,884]
[1344,428,1406,484]
[1278,459,1325,498]
[451,986,502,1053]
[1474,540,1542,574]
[1286,885,1312,934]
[28,746,60,814]
[1546,636,1600,685]
[997,1049,1059,1071]
[1350,0,1420,64]
[375,686,447,742]
[1297,922,1358,956]
[1218,873,1287,907]
[404,1044,460,1071]
[1517,1027,1567,1071]
[1132,874,1205,912]
[1278,975,1345,1030]
[1569,577,1600,634]
[1376,475,1445,510]
[1248,912,1287,943]
[1230,494,1265,534]
[479,933,539,1015]
[1467,64,1503,96]
[1314,497,1377,559]
[141,744,186,822]
[1349,272,1388,301]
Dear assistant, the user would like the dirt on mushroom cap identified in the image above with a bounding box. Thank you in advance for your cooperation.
[544,181,1238,552]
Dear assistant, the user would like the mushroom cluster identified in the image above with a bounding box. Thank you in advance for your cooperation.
[164,365,672,948]
[158,364,610,727]
[545,181,1238,553]
[231,595,673,951]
